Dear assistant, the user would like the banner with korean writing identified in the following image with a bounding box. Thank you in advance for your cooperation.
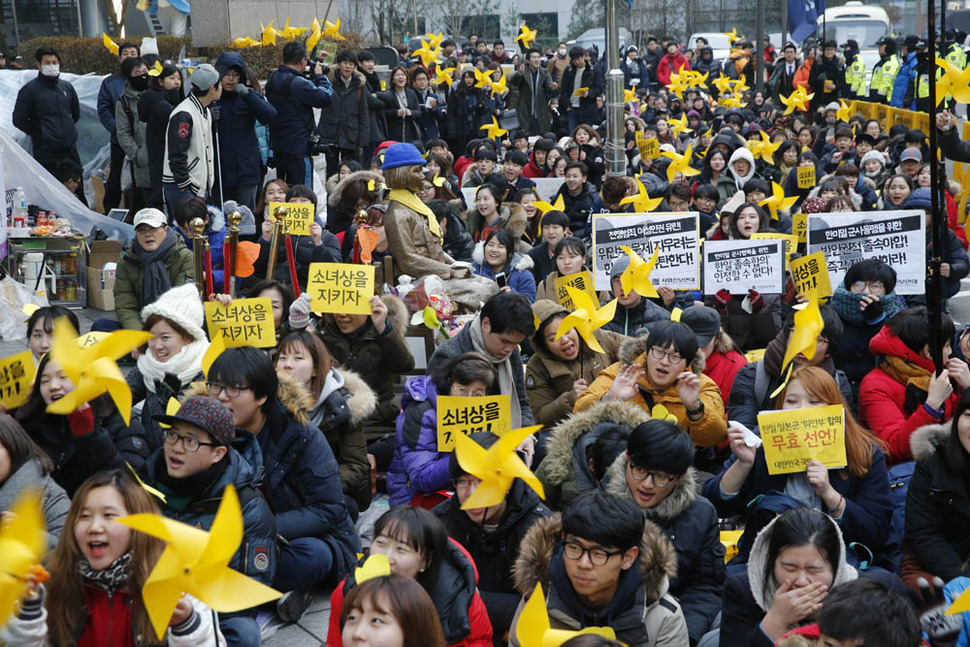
[592,213,699,291]
[797,166,816,189]
[268,202,315,236]
[758,405,847,475]
[0,350,36,409]
[635,132,659,159]
[554,270,598,309]
[703,239,786,295]
[792,212,807,244]
[806,210,925,295]
[436,395,511,451]
[307,263,375,315]
[790,251,833,299]
[204,297,276,348]
[751,233,797,270]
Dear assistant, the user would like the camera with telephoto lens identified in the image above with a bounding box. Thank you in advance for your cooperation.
[307,132,328,156]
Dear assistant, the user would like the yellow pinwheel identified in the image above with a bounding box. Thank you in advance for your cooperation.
[780,88,814,115]
[759,181,798,221]
[623,87,638,103]
[260,21,277,47]
[619,177,663,213]
[758,130,782,161]
[488,73,508,97]
[936,56,970,104]
[730,75,750,96]
[47,319,151,425]
[433,66,456,87]
[231,36,261,49]
[534,194,565,217]
[834,99,852,122]
[619,245,660,299]
[423,32,444,49]
[516,583,616,647]
[719,94,748,109]
[781,295,824,372]
[515,24,538,50]
[713,74,734,95]
[662,144,701,182]
[0,491,46,626]
[455,425,545,509]
[202,332,226,379]
[323,18,345,40]
[724,28,739,45]
[355,553,391,584]
[413,39,441,69]
[690,70,710,90]
[103,33,120,56]
[666,72,689,98]
[117,485,283,640]
[306,18,323,51]
[651,404,679,423]
[669,112,693,137]
[280,17,306,40]
[473,66,492,89]
[480,116,508,141]
[555,286,617,354]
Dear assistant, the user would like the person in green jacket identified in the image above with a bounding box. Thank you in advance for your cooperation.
[114,207,194,330]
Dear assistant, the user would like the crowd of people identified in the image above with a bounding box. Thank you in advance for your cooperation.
[4,22,970,647]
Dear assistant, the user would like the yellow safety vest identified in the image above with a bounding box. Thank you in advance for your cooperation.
[871,55,899,103]
[845,57,867,97]
[948,43,967,70]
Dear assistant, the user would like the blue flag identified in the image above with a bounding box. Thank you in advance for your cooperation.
[788,0,827,43]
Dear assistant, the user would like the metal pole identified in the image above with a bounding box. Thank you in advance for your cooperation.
[605,0,627,176]
[927,0,946,373]
[755,0,765,89]
[11,0,21,47]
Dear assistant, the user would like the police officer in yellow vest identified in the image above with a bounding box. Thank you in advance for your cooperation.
[912,41,934,113]
[869,36,900,104]
[945,29,967,110]
[841,40,867,98]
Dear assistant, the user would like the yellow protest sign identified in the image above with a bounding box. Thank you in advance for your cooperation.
[758,405,847,475]
[790,251,833,299]
[0,350,37,409]
[797,166,816,189]
[554,271,598,310]
[204,297,276,348]
[720,530,743,563]
[751,233,796,270]
[307,263,375,315]
[635,132,660,159]
[268,202,314,236]
[571,86,589,98]
[792,212,807,244]
[436,395,511,451]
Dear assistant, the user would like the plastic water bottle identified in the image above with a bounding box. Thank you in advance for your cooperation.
[11,187,27,227]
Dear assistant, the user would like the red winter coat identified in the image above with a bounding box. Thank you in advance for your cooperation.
[521,151,547,179]
[945,189,969,249]
[327,539,493,647]
[858,326,961,463]
[704,349,748,407]
[657,53,690,86]
[78,586,136,647]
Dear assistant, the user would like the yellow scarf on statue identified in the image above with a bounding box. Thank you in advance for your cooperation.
[389,189,442,241]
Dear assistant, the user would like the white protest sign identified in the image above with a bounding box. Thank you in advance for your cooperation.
[806,210,925,295]
[592,212,700,291]
[703,239,786,295]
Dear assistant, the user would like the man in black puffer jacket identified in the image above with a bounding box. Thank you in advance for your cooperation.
[316,49,370,180]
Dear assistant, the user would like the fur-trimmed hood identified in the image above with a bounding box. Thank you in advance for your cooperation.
[619,332,707,375]
[184,369,313,426]
[471,241,535,273]
[328,169,383,208]
[602,453,699,524]
[910,423,948,462]
[464,202,530,241]
[512,515,677,603]
[540,401,650,487]
[330,369,378,426]
[327,67,367,87]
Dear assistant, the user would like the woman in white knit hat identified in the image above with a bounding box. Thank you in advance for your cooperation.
[126,283,210,450]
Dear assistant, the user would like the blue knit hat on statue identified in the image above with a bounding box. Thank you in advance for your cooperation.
[381,143,425,170]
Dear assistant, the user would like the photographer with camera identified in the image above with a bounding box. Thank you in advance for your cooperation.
[266,41,334,186]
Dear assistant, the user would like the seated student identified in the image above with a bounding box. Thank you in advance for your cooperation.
[512,187,543,245]
[464,182,529,253]
[462,147,504,187]
[0,470,220,646]
[601,254,671,336]
[604,420,726,643]
[859,307,966,463]
[591,175,635,218]
[203,347,360,620]
[429,199,475,263]
[535,236,592,303]
[171,196,226,287]
[339,574,447,647]
[681,305,747,408]
[707,366,893,567]
[527,210,570,285]
[720,508,861,647]
[143,396,276,646]
[246,278,294,344]
[554,162,598,239]
[433,432,552,643]
[522,137,555,178]
[126,284,210,452]
[508,492,689,646]
[25,306,79,365]
[728,305,853,432]
[275,331,374,517]
[113,207,194,330]
[326,170,383,236]
[575,320,728,447]
[472,229,537,303]
[328,506,493,647]
[820,124,857,173]
[255,184,341,289]
[526,299,626,427]
[18,354,149,497]
[502,150,537,196]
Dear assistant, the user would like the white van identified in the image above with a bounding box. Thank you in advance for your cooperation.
[809,2,891,83]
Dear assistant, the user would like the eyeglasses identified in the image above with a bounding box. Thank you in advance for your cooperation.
[452,477,480,492]
[628,464,677,487]
[205,381,251,398]
[163,429,218,452]
[562,540,624,566]
[850,280,885,293]
[649,346,683,364]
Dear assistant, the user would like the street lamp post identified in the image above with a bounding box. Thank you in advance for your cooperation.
[604,0,627,176]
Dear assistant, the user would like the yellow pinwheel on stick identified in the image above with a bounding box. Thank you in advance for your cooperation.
[231,36,261,49]
[103,33,120,56]
[769,295,825,399]
[836,100,852,123]
[0,491,46,626]
[260,22,278,47]
[117,485,283,640]
[515,583,616,647]
[555,287,617,354]
[533,195,565,216]
[780,88,814,115]
[619,177,663,213]
[669,112,693,137]
[515,24,538,50]
[619,245,661,299]
[323,18,345,40]
[355,553,392,584]
[306,18,323,51]
[280,17,306,40]
[662,144,701,182]
[936,56,970,104]
[454,425,545,509]
[433,66,456,87]
[713,74,734,95]
[480,116,508,141]
[759,182,798,221]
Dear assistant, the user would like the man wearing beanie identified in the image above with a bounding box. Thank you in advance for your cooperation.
[432,432,550,642]
[162,62,223,214]
[142,396,276,646]
[602,254,671,336]
[681,305,747,408]
[603,419,726,644]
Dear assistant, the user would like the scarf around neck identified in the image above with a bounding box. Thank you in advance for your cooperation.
[830,285,902,327]
[154,450,230,512]
[136,338,209,394]
[468,314,522,429]
[132,229,178,306]
[79,552,132,595]
[388,189,443,240]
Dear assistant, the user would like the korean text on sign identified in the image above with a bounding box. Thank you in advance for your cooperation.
[307,263,376,315]
[702,239,785,295]
[790,251,833,299]
[758,405,847,475]
[268,201,315,236]
[436,395,511,451]
[592,212,700,291]
[554,270,598,309]
[204,297,276,348]
[0,350,36,409]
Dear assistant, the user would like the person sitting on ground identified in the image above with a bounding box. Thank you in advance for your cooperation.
[171,196,226,287]
[508,491,689,646]
[527,210,570,285]
[681,305,747,408]
[338,574,447,647]
[472,229,537,303]
[25,306,79,365]
[534,236,593,303]
[601,254,671,336]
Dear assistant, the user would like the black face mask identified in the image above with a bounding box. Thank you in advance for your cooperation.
[130,74,149,91]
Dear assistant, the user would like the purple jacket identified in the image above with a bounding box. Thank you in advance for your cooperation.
[387,375,452,506]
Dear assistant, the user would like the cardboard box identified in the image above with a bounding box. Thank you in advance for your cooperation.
[87,241,123,311]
